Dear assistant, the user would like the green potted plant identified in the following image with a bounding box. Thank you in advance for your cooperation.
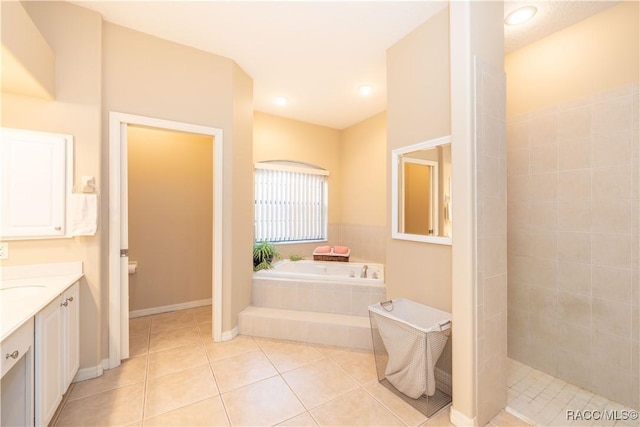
[253,241,280,271]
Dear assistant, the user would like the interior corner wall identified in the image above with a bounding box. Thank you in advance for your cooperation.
[0,1,103,371]
[101,22,253,338]
[1,1,55,98]
[386,5,452,312]
[228,62,254,336]
[339,112,387,263]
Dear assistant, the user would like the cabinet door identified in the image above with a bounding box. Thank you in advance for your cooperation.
[35,297,63,427]
[0,128,72,239]
[62,282,79,389]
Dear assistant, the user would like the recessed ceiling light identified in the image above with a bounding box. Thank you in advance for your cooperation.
[275,96,288,106]
[505,6,537,26]
[359,85,372,96]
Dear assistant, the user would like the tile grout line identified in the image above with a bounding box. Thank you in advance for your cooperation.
[205,320,234,427]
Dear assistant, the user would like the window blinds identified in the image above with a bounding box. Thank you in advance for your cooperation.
[254,163,328,242]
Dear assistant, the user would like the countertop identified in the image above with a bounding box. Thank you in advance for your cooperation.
[1,262,83,342]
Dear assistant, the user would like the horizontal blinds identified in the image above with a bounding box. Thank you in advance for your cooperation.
[255,165,328,242]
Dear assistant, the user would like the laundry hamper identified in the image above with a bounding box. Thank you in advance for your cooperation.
[368,299,452,418]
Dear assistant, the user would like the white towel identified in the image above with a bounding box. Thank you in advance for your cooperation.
[70,193,98,236]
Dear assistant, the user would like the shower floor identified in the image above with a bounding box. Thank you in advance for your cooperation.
[506,359,638,426]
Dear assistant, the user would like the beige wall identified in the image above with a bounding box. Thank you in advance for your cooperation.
[0,1,103,369]
[102,22,254,338]
[253,111,342,224]
[228,62,254,336]
[386,6,452,312]
[339,112,387,227]
[505,1,639,409]
[253,111,343,258]
[253,110,387,263]
[1,0,254,372]
[127,126,213,312]
[1,1,55,98]
[506,1,640,117]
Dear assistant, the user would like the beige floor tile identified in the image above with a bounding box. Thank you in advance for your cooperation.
[204,335,259,362]
[198,321,213,340]
[310,388,403,426]
[329,349,378,384]
[130,334,150,357]
[149,325,201,352]
[144,364,219,419]
[488,410,533,427]
[55,382,144,426]
[68,355,147,401]
[221,376,305,426]
[130,317,152,337]
[277,411,318,426]
[150,310,197,333]
[192,305,213,323]
[314,344,351,360]
[142,396,229,426]
[211,349,278,392]
[147,343,208,379]
[257,338,326,373]
[362,380,428,426]
[282,358,359,409]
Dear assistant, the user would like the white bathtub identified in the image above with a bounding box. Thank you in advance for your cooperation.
[256,259,384,284]
[252,259,386,317]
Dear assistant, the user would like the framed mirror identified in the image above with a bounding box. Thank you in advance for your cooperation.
[392,135,452,245]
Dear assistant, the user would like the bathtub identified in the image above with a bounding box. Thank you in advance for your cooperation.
[256,259,384,284]
[252,259,386,317]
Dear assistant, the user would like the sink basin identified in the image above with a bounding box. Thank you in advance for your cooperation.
[0,285,47,298]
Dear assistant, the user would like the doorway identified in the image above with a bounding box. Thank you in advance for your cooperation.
[108,112,223,368]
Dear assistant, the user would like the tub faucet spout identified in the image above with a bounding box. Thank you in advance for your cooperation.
[361,265,368,278]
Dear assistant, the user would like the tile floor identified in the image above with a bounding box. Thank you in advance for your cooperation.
[52,306,529,426]
[506,359,639,427]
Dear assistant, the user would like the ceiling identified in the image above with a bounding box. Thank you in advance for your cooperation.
[71,1,619,130]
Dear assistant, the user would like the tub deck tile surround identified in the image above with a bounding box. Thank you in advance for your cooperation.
[50,305,530,427]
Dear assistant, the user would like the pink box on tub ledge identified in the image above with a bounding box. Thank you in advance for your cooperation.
[312,245,350,262]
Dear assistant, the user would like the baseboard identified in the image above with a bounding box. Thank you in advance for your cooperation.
[73,358,109,383]
[129,298,212,318]
[449,406,476,427]
[221,325,238,341]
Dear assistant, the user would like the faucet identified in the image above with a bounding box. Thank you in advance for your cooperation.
[360,265,368,278]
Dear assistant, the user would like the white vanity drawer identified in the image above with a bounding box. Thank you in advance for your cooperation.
[1,318,34,378]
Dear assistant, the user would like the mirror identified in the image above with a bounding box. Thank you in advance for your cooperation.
[392,135,452,245]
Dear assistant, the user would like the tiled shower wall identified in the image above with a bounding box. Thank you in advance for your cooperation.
[476,59,508,426]
[506,83,640,409]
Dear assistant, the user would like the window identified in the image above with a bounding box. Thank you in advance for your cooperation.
[254,161,328,243]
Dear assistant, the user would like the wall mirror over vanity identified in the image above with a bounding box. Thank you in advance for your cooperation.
[391,135,452,245]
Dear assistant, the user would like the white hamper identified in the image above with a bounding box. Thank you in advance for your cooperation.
[369,299,452,417]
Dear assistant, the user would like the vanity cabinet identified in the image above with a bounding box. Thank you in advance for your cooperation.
[35,282,79,426]
[1,319,35,427]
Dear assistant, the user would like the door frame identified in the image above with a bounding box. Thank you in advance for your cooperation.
[108,112,224,368]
